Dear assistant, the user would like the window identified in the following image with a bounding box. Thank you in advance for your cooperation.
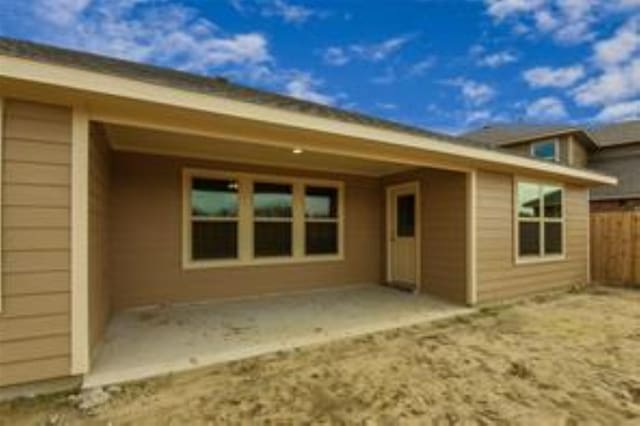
[396,194,415,237]
[516,181,564,260]
[190,178,239,260]
[305,186,339,255]
[531,139,559,162]
[184,169,343,267]
[253,182,293,257]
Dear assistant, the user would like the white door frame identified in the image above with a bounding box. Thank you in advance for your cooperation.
[385,181,421,293]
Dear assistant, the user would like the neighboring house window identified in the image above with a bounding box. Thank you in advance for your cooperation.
[531,139,559,162]
[516,181,564,261]
[184,169,343,268]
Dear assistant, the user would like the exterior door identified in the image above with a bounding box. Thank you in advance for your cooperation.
[387,182,420,291]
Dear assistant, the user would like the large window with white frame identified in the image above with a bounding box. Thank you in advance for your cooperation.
[530,139,559,162]
[183,169,343,267]
[516,181,564,261]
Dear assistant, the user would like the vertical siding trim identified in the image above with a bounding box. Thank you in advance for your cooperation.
[0,98,4,313]
[71,106,89,374]
[586,189,591,283]
[466,170,477,305]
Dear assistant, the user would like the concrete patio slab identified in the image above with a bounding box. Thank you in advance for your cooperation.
[84,285,473,388]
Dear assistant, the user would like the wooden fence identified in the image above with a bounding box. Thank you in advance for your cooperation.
[591,212,640,285]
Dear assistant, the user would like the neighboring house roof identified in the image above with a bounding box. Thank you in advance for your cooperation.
[0,37,487,151]
[590,120,640,148]
[463,124,598,150]
[589,123,640,200]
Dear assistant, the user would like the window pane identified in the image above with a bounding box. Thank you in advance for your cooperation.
[305,186,338,219]
[518,183,541,218]
[254,222,292,257]
[519,222,540,256]
[254,183,292,218]
[396,194,415,237]
[192,221,237,260]
[191,178,238,217]
[543,186,563,218]
[532,141,557,161]
[544,222,562,255]
[306,222,338,255]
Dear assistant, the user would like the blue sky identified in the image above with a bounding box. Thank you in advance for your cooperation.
[1,0,639,134]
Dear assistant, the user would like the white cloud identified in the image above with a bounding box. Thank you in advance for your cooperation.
[526,96,568,121]
[30,0,272,77]
[408,57,437,76]
[371,67,396,85]
[230,0,323,24]
[261,0,316,24]
[484,0,640,44]
[322,47,350,66]
[445,78,496,105]
[36,0,91,25]
[477,51,518,67]
[465,109,493,125]
[594,99,640,121]
[322,34,416,66]
[573,59,640,106]
[523,65,585,88]
[285,73,335,105]
[376,102,398,110]
[593,16,640,67]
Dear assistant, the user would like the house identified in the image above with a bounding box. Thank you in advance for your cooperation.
[0,38,615,392]
[589,121,640,212]
[464,123,640,212]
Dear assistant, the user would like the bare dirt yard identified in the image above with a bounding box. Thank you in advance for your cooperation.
[2,287,640,425]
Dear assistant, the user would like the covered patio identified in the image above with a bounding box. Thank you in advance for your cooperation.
[84,286,472,388]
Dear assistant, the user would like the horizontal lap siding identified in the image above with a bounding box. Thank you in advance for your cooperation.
[476,171,588,303]
[0,100,72,387]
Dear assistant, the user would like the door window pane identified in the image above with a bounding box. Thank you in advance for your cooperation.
[544,222,562,254]
[254,222,292,257]
[254,183,293,218]
[396,194,415,237]
[192,221,238,260]
[192,178,238,217]
[518,183,541,218]
[543,186,563,218]
[519,222,540,256]
[306,222,338,255]
[305,186,338,218]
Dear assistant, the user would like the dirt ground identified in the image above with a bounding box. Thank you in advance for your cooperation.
[2,287,640,425]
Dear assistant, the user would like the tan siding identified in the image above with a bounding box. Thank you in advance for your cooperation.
[383,168,468,304]
[110,151,382,310]
[0,100,72,387]
[88,123,112,355]
[569,136,589,168]
[476,170,588,302]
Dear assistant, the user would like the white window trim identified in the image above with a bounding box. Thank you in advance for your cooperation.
[182,168,345,269]
[513,177,566,265]
[530,139,560,163]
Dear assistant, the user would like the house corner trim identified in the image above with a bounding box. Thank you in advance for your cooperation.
[71,105,90,375]
[466,170,478,306]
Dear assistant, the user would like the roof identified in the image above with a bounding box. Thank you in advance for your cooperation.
[591,120,640,148]
[463,124,598,150]
[0,37,618,186]
[0,37,488,151]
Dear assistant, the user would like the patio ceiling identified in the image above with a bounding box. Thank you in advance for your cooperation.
[103,122,414,177]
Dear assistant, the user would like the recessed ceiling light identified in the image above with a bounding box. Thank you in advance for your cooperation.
[292,148,303,154]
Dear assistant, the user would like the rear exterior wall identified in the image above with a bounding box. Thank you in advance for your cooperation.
[476,170,589,302]
[0,100,72,387]
[109,151,383,310]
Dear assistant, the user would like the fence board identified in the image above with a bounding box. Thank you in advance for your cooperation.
[591,212,640,285]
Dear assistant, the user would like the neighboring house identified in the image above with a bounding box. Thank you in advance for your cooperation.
[463,124,598,168]
[589,121,640,212]
[0,38,614,390]
[464,123,640,212]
